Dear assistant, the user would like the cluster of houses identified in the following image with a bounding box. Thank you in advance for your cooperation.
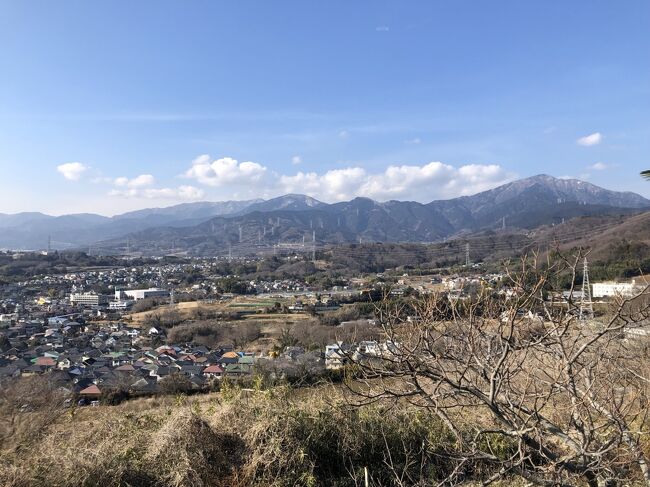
[0,312,397,404]
[324,340,398,369]
[0,317,261,400]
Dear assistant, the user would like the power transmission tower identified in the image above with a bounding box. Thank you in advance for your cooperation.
[47,235,51,253]
[579,257,594,321]
[312,230,316,262]
[239,225,242,243]
[502,217,506,230]
[465,243,470,267]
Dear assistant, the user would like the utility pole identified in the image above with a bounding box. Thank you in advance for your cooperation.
[465,243,470,267]
[579,257,594,321]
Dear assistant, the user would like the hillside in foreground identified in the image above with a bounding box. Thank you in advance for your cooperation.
[0,382,522,487]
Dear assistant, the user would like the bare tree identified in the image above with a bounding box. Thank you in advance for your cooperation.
[348,252,650,486]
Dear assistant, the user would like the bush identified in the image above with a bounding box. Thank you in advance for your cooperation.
[158,373,193,395]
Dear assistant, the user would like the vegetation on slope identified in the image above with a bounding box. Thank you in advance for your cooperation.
[0,383,520,487]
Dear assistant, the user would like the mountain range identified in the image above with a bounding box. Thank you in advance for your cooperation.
[1,175,648,254]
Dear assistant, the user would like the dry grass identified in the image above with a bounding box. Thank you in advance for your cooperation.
[0,394,241,487]
[0,385,526,487]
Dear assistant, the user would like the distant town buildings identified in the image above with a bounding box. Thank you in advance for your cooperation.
[115,288,170,301]
[70,292,109,306]
[592,280,643,298]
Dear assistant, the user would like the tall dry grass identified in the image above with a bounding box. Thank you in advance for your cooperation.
[0,384,519,486]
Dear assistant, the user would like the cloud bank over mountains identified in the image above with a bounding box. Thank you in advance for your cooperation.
[180,155,514,202]
[56,154,516,204]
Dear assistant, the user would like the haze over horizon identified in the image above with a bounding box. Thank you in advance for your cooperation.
[1,1,649,216]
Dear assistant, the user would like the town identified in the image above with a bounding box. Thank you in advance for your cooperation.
[1,248,644,406]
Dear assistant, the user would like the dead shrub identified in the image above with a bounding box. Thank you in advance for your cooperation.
[144,409,242,487]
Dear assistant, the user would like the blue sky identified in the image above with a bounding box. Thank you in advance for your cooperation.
[1,1,649,215]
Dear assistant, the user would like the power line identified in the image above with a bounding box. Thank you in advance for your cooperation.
[579,257,594,321]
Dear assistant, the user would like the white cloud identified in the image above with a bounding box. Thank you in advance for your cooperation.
[405,138,421,144]
[281,167,368,201]
[183,155,267,186]
[57,162,87,181]
[376,26,390,32]
[291,155,302,165]
[338,130,350,139]
[588,162,609,170]
[114,174,155,188]
[109,185,204,200]
[577,132,602,146]
[279,162,511,202]
[182,155,513,202]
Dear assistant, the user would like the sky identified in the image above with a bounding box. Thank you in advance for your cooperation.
[0,0,649,216]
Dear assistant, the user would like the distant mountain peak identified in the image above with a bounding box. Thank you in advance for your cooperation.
[3,175,649,252]
[240,194,325,213]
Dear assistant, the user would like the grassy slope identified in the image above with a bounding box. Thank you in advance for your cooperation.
[0,385,527,487]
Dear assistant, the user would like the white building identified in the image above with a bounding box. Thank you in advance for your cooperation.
[592,280,643,298]
[115,288,169,301]
[325,342,349,369]
[109,300,134,310]
[70,292,109,306]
